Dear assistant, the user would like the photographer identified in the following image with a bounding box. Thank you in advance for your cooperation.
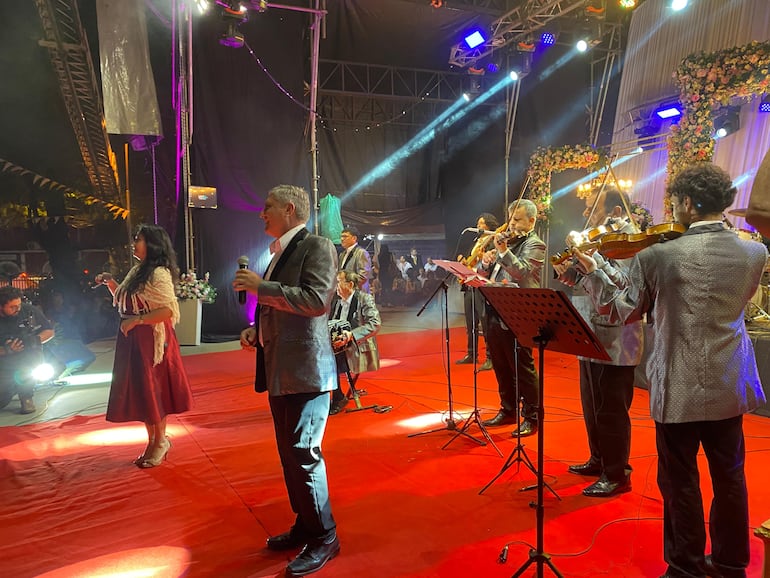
[0,286,54,414]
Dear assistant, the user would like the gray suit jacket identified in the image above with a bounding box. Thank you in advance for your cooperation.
[339,244,372,294]
[255,228,338,396]
[583,224,768,423]
[330,290,381,374]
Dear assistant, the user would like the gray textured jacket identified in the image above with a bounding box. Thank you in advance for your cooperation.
[583,223,767,423]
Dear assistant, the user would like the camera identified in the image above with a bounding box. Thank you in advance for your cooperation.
[328,319,351,353]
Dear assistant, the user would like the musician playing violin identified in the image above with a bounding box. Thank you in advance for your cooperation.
[572,163,767,578]
[478,199,545,438]
[552,186,644,498]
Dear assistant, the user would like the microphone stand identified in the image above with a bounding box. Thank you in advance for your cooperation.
[409,271,462,435]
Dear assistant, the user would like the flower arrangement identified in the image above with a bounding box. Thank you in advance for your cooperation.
[526,144,607,221]
[667,40,770,217]
[177,271,217,303]
[629,201,654,232]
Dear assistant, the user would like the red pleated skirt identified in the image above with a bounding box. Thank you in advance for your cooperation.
[106,319,193,424]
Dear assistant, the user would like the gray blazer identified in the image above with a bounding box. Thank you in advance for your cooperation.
[339,244,372,294]
[583,224,768,423]
[255,228,338,396]
[330,289,381,374]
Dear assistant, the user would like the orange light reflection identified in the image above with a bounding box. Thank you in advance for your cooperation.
[35,546,190,578]
[0,425,191,461]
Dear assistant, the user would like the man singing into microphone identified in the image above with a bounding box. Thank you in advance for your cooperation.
[233,185,340,577]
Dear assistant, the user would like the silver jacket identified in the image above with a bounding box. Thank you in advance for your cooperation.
[583,223,767,423]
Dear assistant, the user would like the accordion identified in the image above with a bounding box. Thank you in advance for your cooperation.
[328,319,352,353]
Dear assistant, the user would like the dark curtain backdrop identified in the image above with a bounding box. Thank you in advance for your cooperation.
[190,7,309,339]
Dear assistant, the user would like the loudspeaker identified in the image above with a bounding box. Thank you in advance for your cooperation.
[189,186,218,209]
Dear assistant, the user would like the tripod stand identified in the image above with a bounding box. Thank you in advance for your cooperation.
[443,285,501,455]
[479,286,609,578]
[409,271,465,437]
[479,337,556,494]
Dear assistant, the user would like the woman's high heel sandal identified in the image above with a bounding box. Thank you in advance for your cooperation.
[138,437,171,468]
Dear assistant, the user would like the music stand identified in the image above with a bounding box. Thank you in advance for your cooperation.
[429,260,502,454]
[478,286,609,578]
[409,270,465,438]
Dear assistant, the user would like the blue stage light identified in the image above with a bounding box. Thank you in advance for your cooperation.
[760,96,770,113]
[464,30,485,49]
[655,105,682,119]
[541,32,556,46]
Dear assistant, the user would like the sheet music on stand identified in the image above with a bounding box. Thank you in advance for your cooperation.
[431,260,489,288]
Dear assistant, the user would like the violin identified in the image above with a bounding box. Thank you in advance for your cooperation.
[462,223,508,268]
[551,222,686,265]
[550,222,622,265]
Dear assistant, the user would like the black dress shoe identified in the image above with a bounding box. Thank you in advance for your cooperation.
[455,353,476,365]
[582,474,631,498]
[286,535,340,576]
[329,397,348,415]
[511,419,537,437]
[19,397,36,414]
[568,460,603,477]
[266,530,307,551]
[478,359,493,371]
[481,411,518,427]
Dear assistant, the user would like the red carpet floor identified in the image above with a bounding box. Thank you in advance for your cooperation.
[1,327,769,577]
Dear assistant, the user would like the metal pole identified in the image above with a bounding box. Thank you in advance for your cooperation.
[308,0,323,234]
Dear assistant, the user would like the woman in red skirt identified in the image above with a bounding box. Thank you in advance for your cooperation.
[96,224,193,468]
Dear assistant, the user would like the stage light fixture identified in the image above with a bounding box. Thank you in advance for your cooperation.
[713,106,740,139]
[634,119,662,151]
[670,0,688,11]
[655,104,682,119]
[195,0,210,14]
[576,39,589,52]
[464,30,486,49]
[759,94,770,113]
[509,71,519,81]
[218,1,248,48]
[619,0,637,8]
[540,32,557,46]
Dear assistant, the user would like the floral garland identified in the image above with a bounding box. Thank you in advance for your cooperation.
[629,201,654,232]
[177,271,217,303]
[526,144,606,220]
[667,40,770,215]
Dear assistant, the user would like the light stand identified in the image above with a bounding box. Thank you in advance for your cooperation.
[409,272,463,437]
[479,286,609,578]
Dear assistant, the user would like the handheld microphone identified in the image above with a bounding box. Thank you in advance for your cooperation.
[237,255,249,305]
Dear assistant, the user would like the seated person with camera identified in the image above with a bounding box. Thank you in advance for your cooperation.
[328,271,381,415]
[0,286,55,414]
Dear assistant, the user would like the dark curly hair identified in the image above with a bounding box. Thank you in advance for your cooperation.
[478,212,500,230]
[667,163,737,215]
[122,224,180,296]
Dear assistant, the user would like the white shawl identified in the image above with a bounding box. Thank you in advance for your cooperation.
[116,266,180,366]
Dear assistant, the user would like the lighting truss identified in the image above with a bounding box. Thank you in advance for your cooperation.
[448,0,594,68]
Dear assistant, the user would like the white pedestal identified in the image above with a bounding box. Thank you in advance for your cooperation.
[176,298,202,346]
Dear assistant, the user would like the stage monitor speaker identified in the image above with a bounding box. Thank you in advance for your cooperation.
[189,186,218,209]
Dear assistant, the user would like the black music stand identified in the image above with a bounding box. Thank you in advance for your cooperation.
[478,286,609,578]
[409,269,465,438]
[430,260,503,454]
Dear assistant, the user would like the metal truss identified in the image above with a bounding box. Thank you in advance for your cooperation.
[34,0,123,206]
[397,0,514,17]
[588,20,623,146]
[317,60,470,126]
[448,0,592,68]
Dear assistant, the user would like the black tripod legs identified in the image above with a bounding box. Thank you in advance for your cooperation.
[512,549,564,578]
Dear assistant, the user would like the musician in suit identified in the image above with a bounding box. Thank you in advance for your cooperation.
[552,187,644,498]
[478,199,545,438]
[338,225,372,294]
[573,163,767,578]
[234,184,340,577]
[328,270,381,415]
